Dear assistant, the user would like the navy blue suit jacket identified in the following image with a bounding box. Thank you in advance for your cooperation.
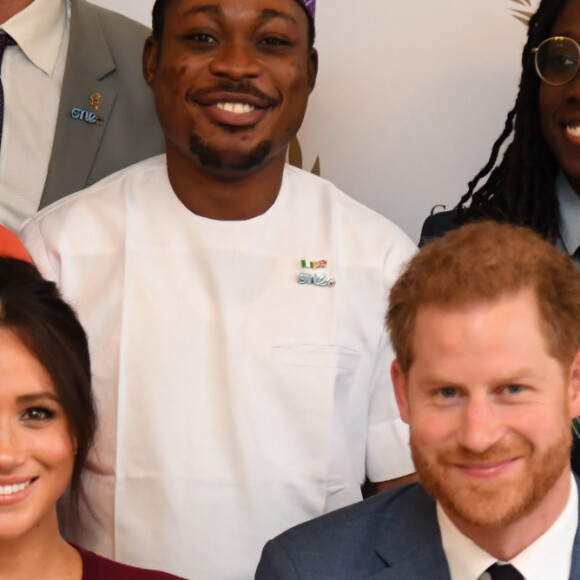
[256,480,580,579]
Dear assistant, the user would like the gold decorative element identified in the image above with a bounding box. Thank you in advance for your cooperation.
[509,0,533,25]
[288,136,321,176]
[90,93,102,110]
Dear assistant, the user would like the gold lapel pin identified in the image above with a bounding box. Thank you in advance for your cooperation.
[90,93,101,110]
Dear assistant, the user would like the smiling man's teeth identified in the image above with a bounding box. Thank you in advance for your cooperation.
[216,103,255,114]
[0,481,32,496]
[566,124,580,137]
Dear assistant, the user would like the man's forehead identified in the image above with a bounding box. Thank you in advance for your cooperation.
[170,0,309,17]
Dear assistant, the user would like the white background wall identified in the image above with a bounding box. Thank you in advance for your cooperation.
[93,0,540,242]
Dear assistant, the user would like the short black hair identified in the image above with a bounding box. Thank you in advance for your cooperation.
[0,258,96,510]
[455,0,567,240]
[151,0,315,47]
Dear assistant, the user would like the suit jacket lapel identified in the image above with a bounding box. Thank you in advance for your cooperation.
[40,0,116,208]
[371,485,452,580]
[569,474,580,578]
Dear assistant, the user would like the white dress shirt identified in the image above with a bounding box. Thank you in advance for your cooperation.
[438,474,578,580]
[556,171,580,268]
[0,0,69,232]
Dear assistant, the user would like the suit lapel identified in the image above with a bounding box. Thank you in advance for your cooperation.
[569,474,580,578]
[40,0,116,208]
[371,485,452,580]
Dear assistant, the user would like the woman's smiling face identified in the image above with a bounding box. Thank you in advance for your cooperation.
[0,328,74,542]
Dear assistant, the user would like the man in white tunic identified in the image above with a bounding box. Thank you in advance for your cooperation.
[20,0,417,578]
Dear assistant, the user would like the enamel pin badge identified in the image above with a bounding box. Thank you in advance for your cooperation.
[70,93,103,125]
[298,259,336,287]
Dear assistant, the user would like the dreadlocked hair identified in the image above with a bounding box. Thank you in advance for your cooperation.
[455,0,567,241]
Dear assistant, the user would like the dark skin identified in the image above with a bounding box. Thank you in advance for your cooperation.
[539,0,580,197]
[143,0,318,220]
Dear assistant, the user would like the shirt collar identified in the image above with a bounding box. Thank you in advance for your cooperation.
[439,473,577,580]
[556,171,580,256]
[2,0,67,76]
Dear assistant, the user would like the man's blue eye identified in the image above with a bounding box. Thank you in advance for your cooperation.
[505,384,524,394]
[440,387,457,398]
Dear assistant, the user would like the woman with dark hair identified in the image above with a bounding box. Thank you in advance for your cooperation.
[0,258,184,579]
[421,0,577,243]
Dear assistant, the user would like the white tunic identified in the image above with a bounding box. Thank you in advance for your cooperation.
[21,155,416,580]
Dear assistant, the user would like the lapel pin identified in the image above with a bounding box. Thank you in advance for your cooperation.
[298,259,336,287]
[90,93,101,110]
[70,106,103,126]
[301,259,327,269]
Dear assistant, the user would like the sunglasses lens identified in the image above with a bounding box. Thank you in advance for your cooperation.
[536,37,580,85]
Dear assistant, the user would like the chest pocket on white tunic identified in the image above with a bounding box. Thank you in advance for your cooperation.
[271,344,360,370]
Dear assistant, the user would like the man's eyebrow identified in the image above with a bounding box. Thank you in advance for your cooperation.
[182,5,223,18]
[259,9,298,26]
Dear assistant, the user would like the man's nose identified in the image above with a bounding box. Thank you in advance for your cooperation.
[209,41,262,80]
[456,396,505,454]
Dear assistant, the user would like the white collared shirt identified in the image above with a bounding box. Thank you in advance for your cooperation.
[0,0,69,232]
[438,474,578,580]
[556,171,580,268]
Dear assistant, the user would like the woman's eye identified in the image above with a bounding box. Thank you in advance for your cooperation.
[22,407,55,421]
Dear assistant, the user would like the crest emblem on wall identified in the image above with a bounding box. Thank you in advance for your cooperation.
[510,0,534,24]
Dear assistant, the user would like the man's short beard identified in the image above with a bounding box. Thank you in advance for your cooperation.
[189,132,272,175]
[412,423,571,529]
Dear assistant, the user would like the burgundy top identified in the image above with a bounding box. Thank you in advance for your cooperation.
[77,546,186,580]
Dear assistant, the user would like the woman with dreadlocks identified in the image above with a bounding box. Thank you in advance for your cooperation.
[421,0,580,248]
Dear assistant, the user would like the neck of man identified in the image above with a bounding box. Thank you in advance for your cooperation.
[166,148,287,221]
[0,0,34,24]
[444,467,572,561]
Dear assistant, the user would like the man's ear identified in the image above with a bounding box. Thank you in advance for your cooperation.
[142,36,159,87]
[391,360,410,424]
[568,349,580,419]
[307,48,318,93]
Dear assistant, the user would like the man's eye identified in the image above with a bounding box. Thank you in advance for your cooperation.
[188,33,217,44]
[439,387,458,399]
[22,407,55,421]
[260,37,290,47]
[504,384,524,395]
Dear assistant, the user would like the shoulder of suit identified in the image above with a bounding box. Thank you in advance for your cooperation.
[79,0,151,40]
[276,483,428,545]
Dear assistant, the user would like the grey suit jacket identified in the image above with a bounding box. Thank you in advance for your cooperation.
[39,0,164,208]
[256,480,580,579]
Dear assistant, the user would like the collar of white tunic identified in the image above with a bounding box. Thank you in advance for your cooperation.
[2,0,66,76]
[438,473,578,580]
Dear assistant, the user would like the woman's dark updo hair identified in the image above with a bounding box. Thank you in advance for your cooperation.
[0,258,95,509]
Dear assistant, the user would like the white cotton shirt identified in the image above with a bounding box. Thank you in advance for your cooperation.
[20,155,417,580]
[439,474,578,580]
[0,0,69,231]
